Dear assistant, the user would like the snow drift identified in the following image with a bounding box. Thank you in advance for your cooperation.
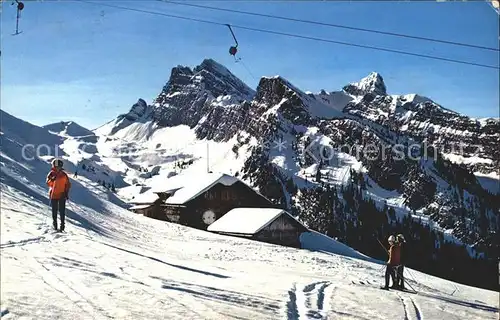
[300,230,379,263]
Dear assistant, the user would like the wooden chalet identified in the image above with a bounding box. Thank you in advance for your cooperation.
[207,208,309,248]
[146,172,275,229]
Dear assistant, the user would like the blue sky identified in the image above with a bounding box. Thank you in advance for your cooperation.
[1,0,498,129]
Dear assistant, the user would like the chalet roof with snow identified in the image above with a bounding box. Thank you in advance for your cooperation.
[128,204,153,210]
[152,172,265,205]
[127,191,159,204]
[207,208,307,235]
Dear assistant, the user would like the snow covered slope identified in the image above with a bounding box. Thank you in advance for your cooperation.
[1,113,499,319]
[1,110,64,155]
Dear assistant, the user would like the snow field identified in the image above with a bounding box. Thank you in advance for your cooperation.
[2,92,499,319]
[1,166,499,319]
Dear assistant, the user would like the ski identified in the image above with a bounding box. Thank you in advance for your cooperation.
[399,289,418,294]
[351,281,418,294]
[381,287,417,294]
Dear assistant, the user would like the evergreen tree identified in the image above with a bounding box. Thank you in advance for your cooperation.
[315,167,322,183]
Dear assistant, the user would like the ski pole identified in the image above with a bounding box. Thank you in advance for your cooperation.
[377,238,388,253]
[402,277,417,293]
[44,198,49,226]
[407,269,418,283]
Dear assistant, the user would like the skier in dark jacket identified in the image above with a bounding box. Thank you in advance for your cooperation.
[396,234,406,289]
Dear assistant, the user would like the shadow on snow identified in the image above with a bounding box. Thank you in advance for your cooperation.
[152,277,280,313]
[418,291,499,314]
[101,242,230,279]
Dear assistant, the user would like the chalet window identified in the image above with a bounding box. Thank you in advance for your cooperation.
[221,190,231,200]
[210,191,216,200]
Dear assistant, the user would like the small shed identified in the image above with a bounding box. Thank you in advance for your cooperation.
[207,208,309,248]
[127,191,161,218]
[128,204,154,215]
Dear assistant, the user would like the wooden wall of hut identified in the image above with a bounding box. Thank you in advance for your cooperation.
[253,214,308,248]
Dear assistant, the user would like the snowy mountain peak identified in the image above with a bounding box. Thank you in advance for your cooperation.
[400,93,433,105]
[193,58,255,100]
[94,98,153,136]
[158,58,255,102]
[122,98,151,120]
[252,76,350,123]
[343,72,387,96]
[255,75,304,106]
[163,65,194,93]
[194,58,233,78]
[364,71,383,81]
[44,120,94,137]
[150,59,255,128]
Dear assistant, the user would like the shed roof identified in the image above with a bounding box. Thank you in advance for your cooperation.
[207,208,304,235]
[129,204,153,210]
[127,191,159,204]
[152,172,241,205]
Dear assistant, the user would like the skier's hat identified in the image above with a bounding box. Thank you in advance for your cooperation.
[396,234,406,242]
[52,158,63,168]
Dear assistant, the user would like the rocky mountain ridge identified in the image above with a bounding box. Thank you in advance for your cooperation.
[98,59,499,283]
[106,57,499,186]
[117,59,498,170]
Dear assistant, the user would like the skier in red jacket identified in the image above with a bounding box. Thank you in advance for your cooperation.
[396,234,406,289]
[382,235,401,289]
[46,159,71,231]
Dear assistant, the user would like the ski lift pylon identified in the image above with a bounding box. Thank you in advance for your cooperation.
[12,0,24,36]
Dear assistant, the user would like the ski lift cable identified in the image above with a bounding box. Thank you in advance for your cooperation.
[238,59,257,81]
[159,0,500,53]
[223,24,257,80]
[226,24,239,47]
[76,1,499,70]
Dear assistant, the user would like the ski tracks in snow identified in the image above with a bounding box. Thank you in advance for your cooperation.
[287,280,334,319]
[0,227,72,249]
[397,292,423,320]
[348,279,424,320]
[18,246,119,319]
[0,236,47,249]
